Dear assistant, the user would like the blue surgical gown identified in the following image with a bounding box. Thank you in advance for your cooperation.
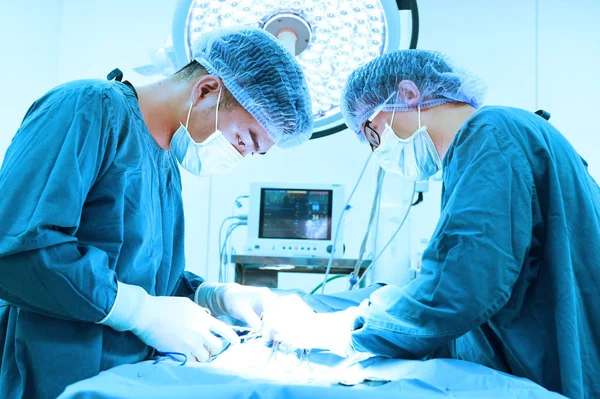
[0,80,204,399]
[351,106,600,398]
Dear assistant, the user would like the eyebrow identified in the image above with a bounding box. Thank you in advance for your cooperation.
[249,129,261,153]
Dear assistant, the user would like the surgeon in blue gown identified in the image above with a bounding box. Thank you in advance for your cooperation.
[265,50,600,398]
[0,27,313,399]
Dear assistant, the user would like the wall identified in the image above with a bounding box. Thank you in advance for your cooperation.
[537,0,600,178]
[1,0,599,293]
[0,0,63,164]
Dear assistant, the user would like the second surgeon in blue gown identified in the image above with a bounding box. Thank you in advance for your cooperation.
[265,50,600,399]
[0,27,313,399]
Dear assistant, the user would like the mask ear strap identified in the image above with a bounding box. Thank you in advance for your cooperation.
[185,101,194,130]
[389,91,399,126]
[215,86,223,131]
[417,105,422,128]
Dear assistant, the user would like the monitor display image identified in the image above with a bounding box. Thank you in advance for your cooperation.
[259,188,333,240]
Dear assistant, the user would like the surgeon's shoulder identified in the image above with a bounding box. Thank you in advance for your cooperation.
[464,106,536,133]
[455,107,523,143]
[448,106,531,169]
[24,80,135,148]
[30,80,131,123]
[47,79,131,108]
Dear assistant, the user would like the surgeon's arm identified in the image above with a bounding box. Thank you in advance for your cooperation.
[0,86,120,322]
[351,124,534,358]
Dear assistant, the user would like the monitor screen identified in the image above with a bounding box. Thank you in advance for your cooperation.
[259,188,333,240]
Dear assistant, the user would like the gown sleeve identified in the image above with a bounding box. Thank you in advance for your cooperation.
[171,271,206,300]
[351,123,534,358]
[0,84,121,322]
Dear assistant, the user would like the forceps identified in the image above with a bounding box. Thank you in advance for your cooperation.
[267,340,281,364]
[299,348,311,368]
[231,326,262,343]
[266,342,312,369]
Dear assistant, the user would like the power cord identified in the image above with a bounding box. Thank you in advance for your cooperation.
[218,215,247,283]
[320,152,373,294]
[310,275,345,294]
[347,167,385,290]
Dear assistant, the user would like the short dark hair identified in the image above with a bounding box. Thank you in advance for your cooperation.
[173,60,240,109]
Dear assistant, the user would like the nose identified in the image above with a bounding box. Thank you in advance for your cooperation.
[232,144,249,157]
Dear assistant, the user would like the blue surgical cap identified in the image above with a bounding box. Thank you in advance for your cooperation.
[192,27,313,148]
[341,50,487,137]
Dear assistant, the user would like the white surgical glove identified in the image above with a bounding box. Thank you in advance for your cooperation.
[195,282,278,328]
[261,294,361,358]
[98,282,240,362]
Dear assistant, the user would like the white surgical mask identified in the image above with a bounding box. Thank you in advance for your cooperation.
[170,88,243,177]
[373,106,442,181]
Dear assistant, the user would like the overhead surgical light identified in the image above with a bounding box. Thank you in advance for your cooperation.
[139,0,419,139]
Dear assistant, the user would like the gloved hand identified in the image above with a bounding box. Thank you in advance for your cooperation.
[195,283,279,328]
[98,282,240,362]
[261,294,361,358]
